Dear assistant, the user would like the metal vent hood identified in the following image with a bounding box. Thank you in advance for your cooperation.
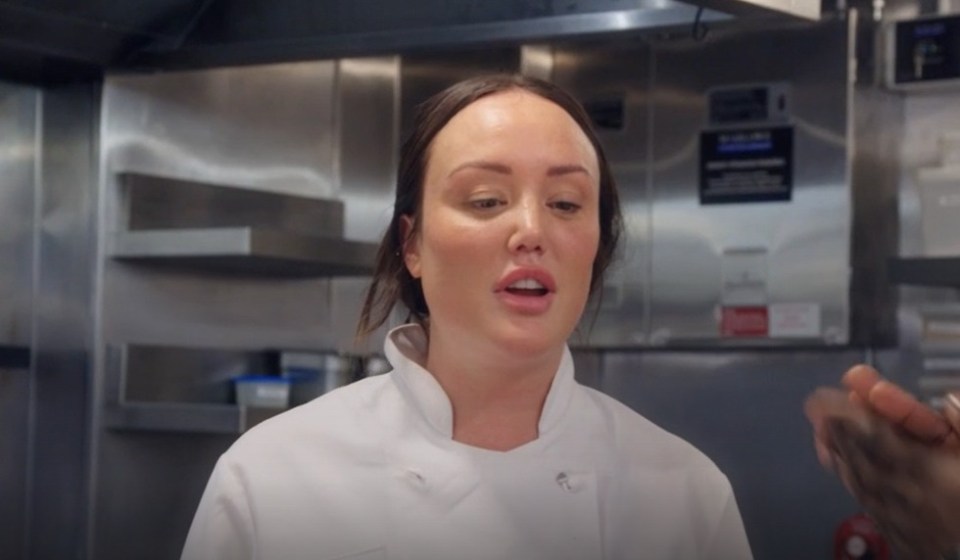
[0,0,821,84]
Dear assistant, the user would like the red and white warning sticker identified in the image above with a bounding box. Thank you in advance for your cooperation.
[720,306,769,337]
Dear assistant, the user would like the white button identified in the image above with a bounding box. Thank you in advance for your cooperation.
[405,469,427,489]
[845,535,867,557]
[556,472,580,493]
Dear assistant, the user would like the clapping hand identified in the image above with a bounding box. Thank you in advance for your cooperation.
[805,365,960,560]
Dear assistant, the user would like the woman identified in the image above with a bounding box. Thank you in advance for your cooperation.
[806,366,960,558]
[182,74,752,560]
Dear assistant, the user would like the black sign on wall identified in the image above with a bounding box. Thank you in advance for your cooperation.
[699,126,794,204]
[893,15,960,85]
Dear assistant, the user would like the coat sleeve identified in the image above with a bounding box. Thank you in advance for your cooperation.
[180,456,256,560]
[704,483,753,560]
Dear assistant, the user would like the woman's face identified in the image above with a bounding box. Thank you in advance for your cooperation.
[403,89,600,357]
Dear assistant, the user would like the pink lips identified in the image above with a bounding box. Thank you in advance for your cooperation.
[494,267,556,315]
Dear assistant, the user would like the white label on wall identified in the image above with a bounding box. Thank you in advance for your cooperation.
[721,247,768,305]
[769,303,821,338]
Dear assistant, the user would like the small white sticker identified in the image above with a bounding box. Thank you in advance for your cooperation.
[769,303,821,338]
[720,248,768,305]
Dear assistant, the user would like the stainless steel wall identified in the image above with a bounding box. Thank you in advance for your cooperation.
[91,59,406,559]
[0,79,101,560]
[94,61,340,559]
[329,56,401,354]
[558,19,871,348]
[648,20,853,346]
[0,84,36,348]
[599,350,864,557]
[0,81,37,560]
[550,17,901,558]
[31,84,101,560]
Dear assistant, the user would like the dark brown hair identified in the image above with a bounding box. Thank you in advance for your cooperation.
[356,74,622,337]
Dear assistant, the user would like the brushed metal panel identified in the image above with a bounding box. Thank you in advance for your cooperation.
[100,62,342,353]
[102,403,284,434]
[551,38,652,347]
[601,349,865,560]
[121,173,345,237]
[92,432,233,560]
[108,228,377,277]
[121,345,271,404]
[849,82,902,346]
[94,62,347,560]
[330,57,401,354]
[0,370,30,560]
[0,80,36,560]
[28,84,99,560]
[0,83,37,346]
[336,57,399,243]
[103,61,338,199]
[648,19,852,345]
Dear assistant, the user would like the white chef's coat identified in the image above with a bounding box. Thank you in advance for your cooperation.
[181,324,753,560]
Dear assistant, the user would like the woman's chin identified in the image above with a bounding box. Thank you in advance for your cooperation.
[489,324,572,358]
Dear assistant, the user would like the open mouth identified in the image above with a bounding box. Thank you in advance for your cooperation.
[504,278,549,297]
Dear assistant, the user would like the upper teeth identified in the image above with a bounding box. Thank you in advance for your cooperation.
[509,278,545,290]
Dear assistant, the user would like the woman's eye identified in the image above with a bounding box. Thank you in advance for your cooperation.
[550,200,581,213]
[470,198,503,210]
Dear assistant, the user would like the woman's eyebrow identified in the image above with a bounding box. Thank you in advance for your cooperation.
[546,164,592,178]
[448,161,511,177]
[448,161,592,178]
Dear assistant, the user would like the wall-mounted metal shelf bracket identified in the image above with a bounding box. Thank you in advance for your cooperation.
[101,344,284,434]
[108,228,378,277]
[102,401,283,434]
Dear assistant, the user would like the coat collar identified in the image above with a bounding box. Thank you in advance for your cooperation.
[383,324,577,440]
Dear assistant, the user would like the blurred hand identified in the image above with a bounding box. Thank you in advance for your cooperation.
[805,365,960,560]
[841,364,959,447]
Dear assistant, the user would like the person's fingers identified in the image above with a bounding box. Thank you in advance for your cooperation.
[812,435,835,470]
[842,364,881,402]
[943,393,960,445]
[869,381,952,444]
[841,364,955,444]
[805,389,842,464]
[805,388,849,429]
[849,392,866,408]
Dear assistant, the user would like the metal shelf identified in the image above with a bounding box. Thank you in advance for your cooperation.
[888,257,960,288]
[108,227,378,277]
[0,345,29,369]
[102,402,285,434]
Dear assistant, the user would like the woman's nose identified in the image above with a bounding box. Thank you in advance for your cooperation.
[508,201,545,255]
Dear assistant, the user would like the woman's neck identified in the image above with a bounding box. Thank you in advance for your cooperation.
[424,332,563,451]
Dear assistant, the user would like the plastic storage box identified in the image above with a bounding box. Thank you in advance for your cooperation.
[233,375,291,408]
[280,351,357,406]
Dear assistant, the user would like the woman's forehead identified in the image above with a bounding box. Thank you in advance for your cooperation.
[426,90,598,173]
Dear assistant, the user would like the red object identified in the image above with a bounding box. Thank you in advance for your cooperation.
[833,513,890,560]
[720,306,769,337]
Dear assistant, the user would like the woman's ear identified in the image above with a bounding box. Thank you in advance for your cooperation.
[399,215,421,278]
